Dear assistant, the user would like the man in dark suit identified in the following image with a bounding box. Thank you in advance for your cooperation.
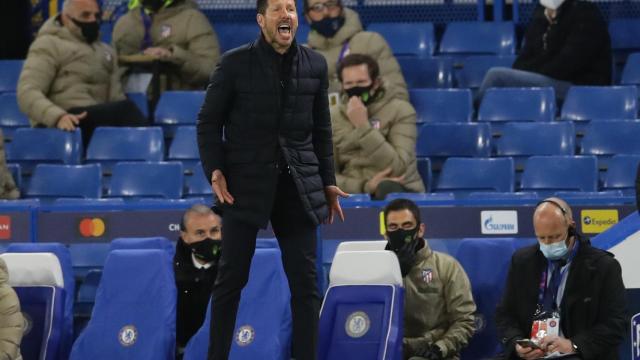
[173,205,222,358]
[495,197,627,359]
[196,0,347,358]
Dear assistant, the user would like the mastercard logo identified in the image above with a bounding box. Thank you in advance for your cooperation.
[79,218,106,237]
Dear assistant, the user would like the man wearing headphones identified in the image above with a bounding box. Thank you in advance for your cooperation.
[495,197,627,359]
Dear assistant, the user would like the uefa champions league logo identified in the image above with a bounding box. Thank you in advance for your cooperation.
[345,311,370,338]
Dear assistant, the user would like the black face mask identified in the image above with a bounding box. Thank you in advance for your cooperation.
[345,84,376,105]
[386,226,421,277]
[71,18,100,43]
[189,238,222,263]
[142,0,165,12]
[310,15,345,38]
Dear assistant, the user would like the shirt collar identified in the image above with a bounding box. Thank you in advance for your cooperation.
[191,254,213,269]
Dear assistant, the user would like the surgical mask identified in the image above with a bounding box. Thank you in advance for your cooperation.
[345,84,375,105]
[539,239,569,260]
[189,238,222,263]
[387,226,421,277]
[71,18,100,43]
[309,15,345,38]
[540,0,565,10]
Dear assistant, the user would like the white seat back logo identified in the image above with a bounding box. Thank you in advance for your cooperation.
[345,311,370,338]
[118,325,138,347]
[235,325,255,346]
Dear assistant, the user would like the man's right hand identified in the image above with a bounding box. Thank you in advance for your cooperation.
[56,112,87,131]
[365,167,404,194]
[515,343,545,359]
[211,169,234,205]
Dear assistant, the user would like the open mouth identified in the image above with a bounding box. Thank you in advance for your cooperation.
[277,23,291,35]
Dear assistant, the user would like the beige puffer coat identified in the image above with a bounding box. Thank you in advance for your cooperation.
[17,16,125,128]
[0,258,24,360]
[330,89,424,194]
[307,7,408,100]
[113,0,220,90]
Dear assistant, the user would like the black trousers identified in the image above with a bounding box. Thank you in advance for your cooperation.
[68,99,148,146]
[208,170,320,360]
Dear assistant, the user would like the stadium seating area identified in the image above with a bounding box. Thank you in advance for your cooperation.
[2,3,640,360]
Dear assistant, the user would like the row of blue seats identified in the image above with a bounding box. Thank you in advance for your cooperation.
[7,153,638,201]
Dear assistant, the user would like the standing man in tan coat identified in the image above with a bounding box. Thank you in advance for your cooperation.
[384,199,476,360]
[331,54,423,200]
[304,0,408,101]
[113,0,220,90]
[0,258,24,360]
[17,0,147,143]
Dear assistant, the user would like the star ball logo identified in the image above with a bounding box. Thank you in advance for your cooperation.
[78,218,106,238]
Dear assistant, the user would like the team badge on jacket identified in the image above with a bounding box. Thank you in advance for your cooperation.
[421,268,433,283]
[161,24,172,38]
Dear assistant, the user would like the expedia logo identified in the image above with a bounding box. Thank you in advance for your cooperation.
[79,218,106,237]
[581,210,618,234]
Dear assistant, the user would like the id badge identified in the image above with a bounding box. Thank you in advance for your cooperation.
[530,311,560,343]
[328,92,340,107]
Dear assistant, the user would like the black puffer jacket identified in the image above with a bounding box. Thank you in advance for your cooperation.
[197,35,336,228]
[513,0,611,85]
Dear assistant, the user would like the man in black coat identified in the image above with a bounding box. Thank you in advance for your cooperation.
[174,205,223,358]
[477,0,611,101]
[495,198,627,360]
[196,0,347,358]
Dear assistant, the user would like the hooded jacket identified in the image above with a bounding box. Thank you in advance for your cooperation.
[330,90,424,194]
[403,240,476,359]
[113,0,220,90]
[0,258,24,360]
[307,8,408,100]
[0,131,19,200]
[17,16,125,128]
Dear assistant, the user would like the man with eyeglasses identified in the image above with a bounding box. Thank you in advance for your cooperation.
[384,198,476,360]
[17,0,147,144]
[476,0,611,102]
[304,0,408,103]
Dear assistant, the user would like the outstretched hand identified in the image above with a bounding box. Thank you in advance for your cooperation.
[324,186,349,224]
[211,169,234,205]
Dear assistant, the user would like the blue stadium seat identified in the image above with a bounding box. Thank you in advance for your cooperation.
[70,249,176,360]
[478,87,556,126]
[296,24,309,44]
[100,21,113,44]
[561,86,638,121]
[126,92,148,118]
[6,243,75,358]
[439,22,515,57]
[609,19,640,54]
[435,157,514,195]
[416,123,491,159]
[603,155,640,195]
[553,190,625,200]
[185,163,213,198]
[397,57,453,88]
[457,238,515,359]
[86,127,165,172]
[417,157,431,192]
[154,91,205,137]
[215,23,260,52]
[455,55,516,89]
[367,22,435,58]
[108,161,183,199]
[621,52,640,86]
[26,164,102,199]
[183,248,292,360]
[0,93,29,139]
[520,156,598,195]
[109,237,175,258]
[7,163,20,190]
[467,191,540,201]
[580,121,640,162]
[135,198,208,206]
[69,243,110,278]
[54,198,125,205]
[494,122,575,169]
[0,60,23,93]
[341,193,372,204]
[319,250,403,360]
[409,89,472,123]
[385,192,455,201]
[76,269,102,318]
[6,128,82,174]
[168,126,199,174]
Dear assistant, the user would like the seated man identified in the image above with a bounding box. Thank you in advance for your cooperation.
[174,204,222,357]
[17,0,146,144]
[331,54,424,200]
[477,0,611,101]
[113,0,220,90]
[304,0,408,101]
[384,198,476,360]
[0,257,24,360]
[495,197,627,359]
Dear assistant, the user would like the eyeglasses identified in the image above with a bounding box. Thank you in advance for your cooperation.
[308,0,340,13]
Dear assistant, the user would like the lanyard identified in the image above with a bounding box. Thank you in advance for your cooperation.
[536,240,580,307]
[337,41,350,65]
[140,8,153,50]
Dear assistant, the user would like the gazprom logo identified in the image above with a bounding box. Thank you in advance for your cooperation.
[481,211,518,235]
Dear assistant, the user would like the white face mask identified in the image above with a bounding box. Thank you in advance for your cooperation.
[540,0,565,10]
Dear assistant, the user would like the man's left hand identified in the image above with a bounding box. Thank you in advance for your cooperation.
[143,47,172,58]
[540,335,574,354]
[324,186,349,224]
